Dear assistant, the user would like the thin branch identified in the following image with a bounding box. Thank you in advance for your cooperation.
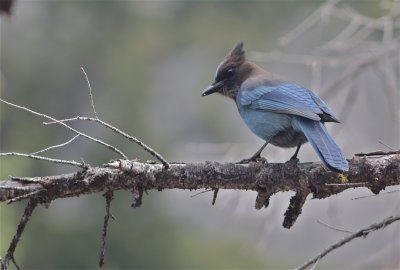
[256,0,400,111]
[295,216,400,270]
[279,0,341,46]
[317,219,354,234]
[321,42,400,100]
[11,176,48,184]
[281,0,400,50]
[43,116,170,169]
[81,67,99,119]
[30,135,80,155]
[0,152,85,168]
[317,16,361,51]
[190,189,213,198]
[252,43,400,106]
[325,182,367,186]
[336,4,400,30]
[0,98,127,159]
[6,189,46,204]
[10,257,20,270]
[2,199,38,270]
[99,191,113,267]
[0,186,33,191]
[355,150,400,156]
[309,258,320,270]
[378,140,395,151]
[250,51,351,68]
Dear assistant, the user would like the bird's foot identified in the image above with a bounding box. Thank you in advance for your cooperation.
[237,156,267,164]
[286,157,299,165]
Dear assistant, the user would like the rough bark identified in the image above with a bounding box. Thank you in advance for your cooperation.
[1,154,399,218]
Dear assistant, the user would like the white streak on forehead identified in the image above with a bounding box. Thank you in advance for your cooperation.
[214,59,225,80]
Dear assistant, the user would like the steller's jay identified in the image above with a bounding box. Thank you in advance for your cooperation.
[202,42,348,172]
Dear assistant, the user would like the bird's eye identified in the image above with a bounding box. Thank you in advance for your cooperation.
[226,69,234,76]
[215,68,235,82]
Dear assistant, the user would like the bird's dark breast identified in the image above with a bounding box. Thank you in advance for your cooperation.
[270,128,307,148]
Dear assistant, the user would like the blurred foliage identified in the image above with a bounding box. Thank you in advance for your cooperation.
[0,0,390,269]
[2,193,268,268]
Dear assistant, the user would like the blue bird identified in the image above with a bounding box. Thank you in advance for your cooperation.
[202,42,348,172]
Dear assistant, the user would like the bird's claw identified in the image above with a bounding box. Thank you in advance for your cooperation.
[286,157,299,165]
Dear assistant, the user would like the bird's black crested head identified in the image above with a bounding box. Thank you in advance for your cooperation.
[202,42,252,99]
[214,41,245,84]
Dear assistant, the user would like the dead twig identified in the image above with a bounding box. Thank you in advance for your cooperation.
[1,199,38,270]
[190,189,213,198]
[6,189,46,204]
[81,67,99,119]
[0,98,128,159]
[43,116,170,169]
[99,191,114,267]
[378,140,395,151]
[295,216,400,270]
[325,182,367,186]
[30,135,80,155]
[355,150,400,156]
[317,219,354,234]
[59,67,168,168]
[0,152,85,168]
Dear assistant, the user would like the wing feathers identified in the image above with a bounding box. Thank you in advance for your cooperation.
[238,82,337,122]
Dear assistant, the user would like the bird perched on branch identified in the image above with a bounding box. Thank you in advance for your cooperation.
[202,42,348,172]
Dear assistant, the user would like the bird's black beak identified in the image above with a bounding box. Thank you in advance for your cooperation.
[202,81,224,96]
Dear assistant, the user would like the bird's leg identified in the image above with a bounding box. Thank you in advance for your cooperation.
[237,141,269,164]
[251,141,269,160]
[289,142,302,161]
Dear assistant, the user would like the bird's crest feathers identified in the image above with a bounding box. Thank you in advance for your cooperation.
[226,41,245,63]
[214,41,246,81]
[223,41,245,68]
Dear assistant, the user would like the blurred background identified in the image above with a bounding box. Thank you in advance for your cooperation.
[1,0,399,269]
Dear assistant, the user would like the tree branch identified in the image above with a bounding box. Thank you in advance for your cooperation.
[80,67,99,119]
[0,152,85,168]
[43,116,170,169]
[1,199,38,270]
[99,190,114,267]
[0,98,128,159]
[296,215,400,270]
[1,154,399,224]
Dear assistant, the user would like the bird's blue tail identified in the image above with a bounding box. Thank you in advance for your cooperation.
[296,118,348,172]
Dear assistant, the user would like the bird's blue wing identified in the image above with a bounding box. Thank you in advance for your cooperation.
[238,83,336,121]
[306,89,336,118]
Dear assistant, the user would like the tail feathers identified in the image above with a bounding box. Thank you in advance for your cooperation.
[296,118,348,172]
